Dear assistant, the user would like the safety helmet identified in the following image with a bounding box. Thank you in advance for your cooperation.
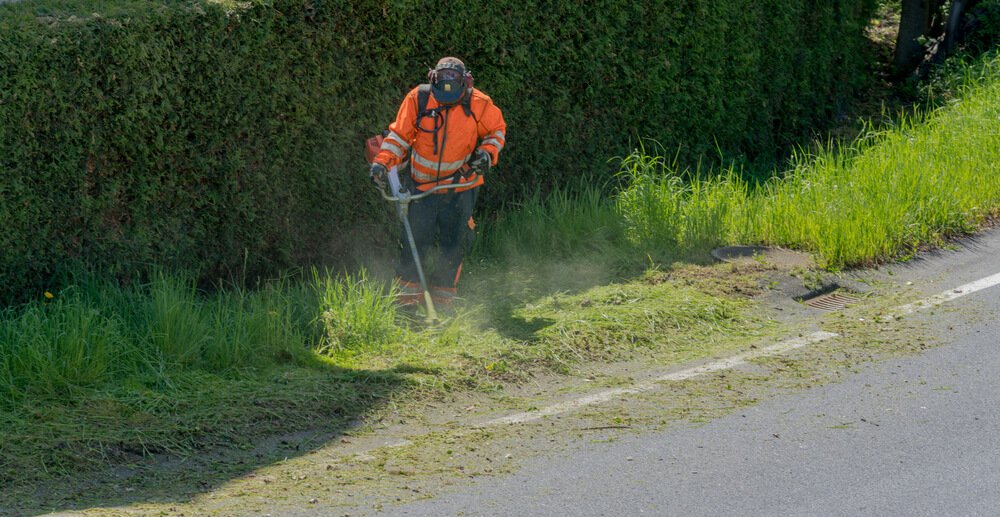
[429,57,471,106]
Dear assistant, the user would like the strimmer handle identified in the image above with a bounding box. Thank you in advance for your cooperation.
[377,166,479,202]
[387,166,405,196]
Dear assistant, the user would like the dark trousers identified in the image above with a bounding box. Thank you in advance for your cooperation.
[396,188,477,289]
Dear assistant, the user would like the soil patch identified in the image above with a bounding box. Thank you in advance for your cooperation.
[712,245,816,270]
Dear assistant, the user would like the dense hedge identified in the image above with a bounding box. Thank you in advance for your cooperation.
[0,0,877,301]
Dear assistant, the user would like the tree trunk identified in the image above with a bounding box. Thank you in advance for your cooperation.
[943,0,981,54]
[893,0,942,76]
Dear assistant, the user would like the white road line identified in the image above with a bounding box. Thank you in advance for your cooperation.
[480,331,838,426]
[884,271,1000,320]
[481,271,1000,427]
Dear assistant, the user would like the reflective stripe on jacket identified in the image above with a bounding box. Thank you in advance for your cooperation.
[374,87,507,193]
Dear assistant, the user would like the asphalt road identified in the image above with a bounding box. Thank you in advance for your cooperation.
[395,230,1000,517]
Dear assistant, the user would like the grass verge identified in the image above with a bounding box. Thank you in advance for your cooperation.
[617,52,1000,268]
[0,259,775,498]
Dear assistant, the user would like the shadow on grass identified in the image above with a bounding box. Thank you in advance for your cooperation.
[0,360,426,516]
[490,312,558,343]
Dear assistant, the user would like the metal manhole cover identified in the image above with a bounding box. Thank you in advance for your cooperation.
[802,292,860,311]
[711,245,815,269]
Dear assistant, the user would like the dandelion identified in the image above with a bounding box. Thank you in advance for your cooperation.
[44,291,54,299]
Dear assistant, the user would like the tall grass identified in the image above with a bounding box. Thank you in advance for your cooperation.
[616,151,748,254]
[0,269,394,405]
[312,268,399,355]
[145,274,213,367]
[617,52,1000,268]
[0,290,130,399]
[473,180,627,262]
[203,279,311,370]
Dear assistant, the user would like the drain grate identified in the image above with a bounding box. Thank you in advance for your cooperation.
[802,292,860,311]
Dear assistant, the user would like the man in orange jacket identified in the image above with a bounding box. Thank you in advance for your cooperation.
[370,57,507,309]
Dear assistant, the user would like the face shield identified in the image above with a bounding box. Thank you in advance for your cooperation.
[431,67,466,105]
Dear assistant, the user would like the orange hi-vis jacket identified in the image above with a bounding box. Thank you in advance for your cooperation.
[374,87,506,192]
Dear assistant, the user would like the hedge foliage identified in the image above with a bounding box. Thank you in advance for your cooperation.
[0,0,877,302]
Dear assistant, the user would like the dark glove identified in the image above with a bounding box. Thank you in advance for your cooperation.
[468,149,491,175]
[369,163,387,189]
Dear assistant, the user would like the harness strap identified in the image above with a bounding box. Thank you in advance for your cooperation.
[412,84,476,185]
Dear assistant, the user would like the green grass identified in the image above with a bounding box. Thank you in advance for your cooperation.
[616,149,748,255]
[618,52,1000,268]
[0,259,771,490]
[0,269,402,484]
[0,267,416,403]
[0,289,127,399]
[474,180,627,262]
[312,268,400,356]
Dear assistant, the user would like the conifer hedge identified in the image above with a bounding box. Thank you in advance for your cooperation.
[0,0,877,301]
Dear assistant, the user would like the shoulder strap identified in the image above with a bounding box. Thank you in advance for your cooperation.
[461,91,474,118]
[413,84,476,157]
[417,84,432,116]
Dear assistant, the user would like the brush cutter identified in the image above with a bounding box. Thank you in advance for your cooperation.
[376,166,478,323]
